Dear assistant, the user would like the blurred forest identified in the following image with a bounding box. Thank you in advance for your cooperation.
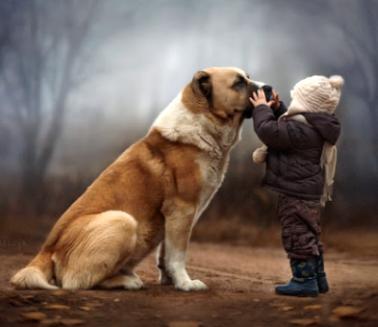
[0,0,377,244]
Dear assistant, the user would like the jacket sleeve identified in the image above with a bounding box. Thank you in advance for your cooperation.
[252,104,291,150]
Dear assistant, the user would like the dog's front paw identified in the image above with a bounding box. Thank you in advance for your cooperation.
[175,279,208,292]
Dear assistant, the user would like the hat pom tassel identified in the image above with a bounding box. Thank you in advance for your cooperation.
[329,75,345,89]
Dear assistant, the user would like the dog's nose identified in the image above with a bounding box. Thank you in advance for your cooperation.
[263,85,272,92]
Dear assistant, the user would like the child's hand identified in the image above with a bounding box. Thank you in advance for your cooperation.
[249,89,275,108]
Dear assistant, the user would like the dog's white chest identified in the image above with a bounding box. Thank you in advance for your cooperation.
[193,153,229,225]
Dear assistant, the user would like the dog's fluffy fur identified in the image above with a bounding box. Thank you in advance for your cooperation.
[11,67,255,291]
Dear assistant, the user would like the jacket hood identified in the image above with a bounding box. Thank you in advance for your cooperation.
[302,112,341,145]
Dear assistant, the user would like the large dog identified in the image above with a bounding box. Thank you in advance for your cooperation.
[11,67,258,291]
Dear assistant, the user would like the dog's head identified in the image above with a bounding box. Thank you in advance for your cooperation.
[183,67,260,122]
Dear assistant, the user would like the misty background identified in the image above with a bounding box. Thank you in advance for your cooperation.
[0,0,377,244]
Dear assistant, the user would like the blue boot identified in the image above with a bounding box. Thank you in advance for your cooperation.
[275,258,319,297]
[316,254,329,293]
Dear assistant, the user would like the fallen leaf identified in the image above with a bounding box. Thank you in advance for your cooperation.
[280,306,294,312]
[329,315,339,323]
[304,304,322,311]
[364,291,378,299]
[22,295,35,300]
[86,302,103,308]
[168,321,201,327]
[79,306,92,312]
[61,319,85,326]
[21,311,47,321]
[51,290,68,296]
[44,303,70,310]
[21,306,39,312]
[9,295,36,306]
[270,302,284,308]
[289,318,317,326]
[40,318,62,326]
[332,306,364,319]
[9,299,23,307]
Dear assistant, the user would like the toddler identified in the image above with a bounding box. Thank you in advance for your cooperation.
[249,75,343,296]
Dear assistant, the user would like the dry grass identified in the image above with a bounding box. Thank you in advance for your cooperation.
[1,213,378,256]
[322,227,378,255]
[192,216,282,247]
[193,217,378,255]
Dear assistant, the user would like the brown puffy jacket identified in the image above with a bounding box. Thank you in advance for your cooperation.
[252,104,341,200]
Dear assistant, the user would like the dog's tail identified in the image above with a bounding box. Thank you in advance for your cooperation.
[10,251,58,290]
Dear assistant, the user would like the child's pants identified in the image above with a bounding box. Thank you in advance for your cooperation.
[277,194,323,259]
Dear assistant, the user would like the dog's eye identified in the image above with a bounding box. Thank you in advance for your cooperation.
[233,79,245,89]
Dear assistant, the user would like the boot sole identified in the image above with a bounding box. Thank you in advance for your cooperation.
[275,290,319,297]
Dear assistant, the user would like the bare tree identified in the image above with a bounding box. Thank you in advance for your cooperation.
[0,1,13,68]
[0,0,100,202]
[330,0,378,122]
[288,0,378,169]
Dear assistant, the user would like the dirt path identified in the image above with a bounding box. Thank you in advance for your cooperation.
[0,243,377,326]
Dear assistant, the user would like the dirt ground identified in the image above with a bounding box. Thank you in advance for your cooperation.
[0,242,377,327]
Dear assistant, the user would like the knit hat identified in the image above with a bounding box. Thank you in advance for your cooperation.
[287,75,344,115]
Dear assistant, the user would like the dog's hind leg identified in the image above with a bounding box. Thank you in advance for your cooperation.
[56,210,137,290]
[99,272,143,290]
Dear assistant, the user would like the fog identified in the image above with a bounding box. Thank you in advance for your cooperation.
[0,0,377,226]
[62,0,377,175]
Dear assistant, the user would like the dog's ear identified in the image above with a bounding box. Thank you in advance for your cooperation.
[191,70,212,100]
